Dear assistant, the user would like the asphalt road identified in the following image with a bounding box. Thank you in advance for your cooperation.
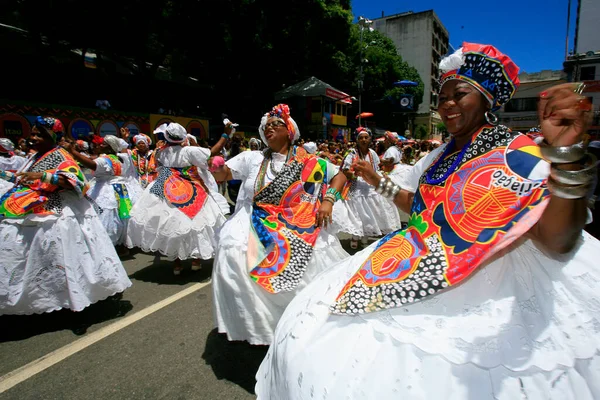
[0,237,364,400]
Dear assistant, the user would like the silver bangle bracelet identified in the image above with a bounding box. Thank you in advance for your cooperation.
[550,153,598,185]
[539,141,586,163]
[383,178,394,197]
[547,176,592,199]
[376,177,388,194]
[387,183,401,199]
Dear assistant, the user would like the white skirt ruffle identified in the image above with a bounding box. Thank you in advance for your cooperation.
[125,183,227,261]
[256,232,600,399]
[88,177,142,246]
[0,193,132,315]
[211,204,350,345]
[0,179,14,198]
[333,179,402,237]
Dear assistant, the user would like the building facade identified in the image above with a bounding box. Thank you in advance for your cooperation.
[563,0,600,138]
[371,10,449,138]
[497,70,567,133]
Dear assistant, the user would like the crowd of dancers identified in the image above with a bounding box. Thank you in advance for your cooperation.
[2,42,600,399]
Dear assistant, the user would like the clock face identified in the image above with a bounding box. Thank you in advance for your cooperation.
[400,97,410,107]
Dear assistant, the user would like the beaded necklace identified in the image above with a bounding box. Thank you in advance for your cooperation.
[424,137,471,185]
[254,146,294,193]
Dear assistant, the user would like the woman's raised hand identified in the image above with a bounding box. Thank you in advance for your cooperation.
[538,82,593,147]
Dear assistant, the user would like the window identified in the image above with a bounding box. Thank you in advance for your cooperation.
[580,66,596,81]
[430,92,438,107]
[504,97,538,112]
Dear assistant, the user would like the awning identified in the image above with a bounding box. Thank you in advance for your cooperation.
[275,76,353,104]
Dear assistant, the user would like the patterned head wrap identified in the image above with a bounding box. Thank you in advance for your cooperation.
[384,131,400,144]
[164,123,187,144]
[0,138,15,153]
[34,116,64,143]
[439,42,520,111]
[133,133,152,146]
[258,104,300,145]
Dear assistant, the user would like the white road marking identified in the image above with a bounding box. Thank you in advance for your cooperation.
[0,281,210,394]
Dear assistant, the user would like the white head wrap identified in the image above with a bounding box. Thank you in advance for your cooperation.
[303,142,317,154]
[258,104,300,145]
[0,138,15,152]
[133,134,152,146]
[103,135,127,153]
[164,123,187,144]
[153,123,169,136]
[249,137,261,149]
[118,138,130,151]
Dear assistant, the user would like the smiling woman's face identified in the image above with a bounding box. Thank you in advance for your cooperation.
[438,80,489,142]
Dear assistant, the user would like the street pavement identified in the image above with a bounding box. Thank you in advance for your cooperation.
[0,238,364,400]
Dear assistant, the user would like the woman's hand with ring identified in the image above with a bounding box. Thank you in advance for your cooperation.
[316,201,334,228]
[538,83,592,147]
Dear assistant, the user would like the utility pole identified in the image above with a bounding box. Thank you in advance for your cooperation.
[357,16,373,128]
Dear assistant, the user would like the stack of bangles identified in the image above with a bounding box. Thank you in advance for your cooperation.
[375,176,401,200]
[41,171,60,185]
[0,170,16,183]
[540,140,598,202]
[324,187,342,205]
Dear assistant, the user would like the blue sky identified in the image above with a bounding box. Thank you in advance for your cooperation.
[352,0,578,74]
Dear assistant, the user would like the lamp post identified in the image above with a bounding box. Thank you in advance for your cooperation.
[357,16,373,128]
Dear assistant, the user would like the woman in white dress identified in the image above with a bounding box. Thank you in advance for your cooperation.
[0,138,27,196]
[387,150,414,228]
[126,123,229,275]
[210,104,350,346]
[380,131,403,173]
[0,116,131,315]
[334,127,401,249]
[67,135,143,250]
[256,43,600,399]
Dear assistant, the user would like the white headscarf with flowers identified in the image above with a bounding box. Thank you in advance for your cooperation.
[258,104,300,145]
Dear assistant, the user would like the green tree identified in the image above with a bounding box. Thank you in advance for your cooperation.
[415,124,428,139]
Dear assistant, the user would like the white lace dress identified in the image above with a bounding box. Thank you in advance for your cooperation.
[256,149,600,400]
[125,145,228,260]
[332,149,401,237]
[0,155,27,197]
[0,154,27,172]
[388,162,414,225]
[211,150,350,345]
[0,149,132,315]
[87,154,143,245]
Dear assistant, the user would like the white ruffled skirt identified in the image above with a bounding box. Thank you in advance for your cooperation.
[211,203,350,345]
[333,179,402,237]
[256,232,600,399]
[125,182,227,261]
[0,193,132,315]
[88,176,142,246]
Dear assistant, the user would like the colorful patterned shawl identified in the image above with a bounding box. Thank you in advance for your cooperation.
[149,165,208,219]
[129,149,157,188]
[248,147,330,293]
[332,126,550,314]
[0,147,89,218]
